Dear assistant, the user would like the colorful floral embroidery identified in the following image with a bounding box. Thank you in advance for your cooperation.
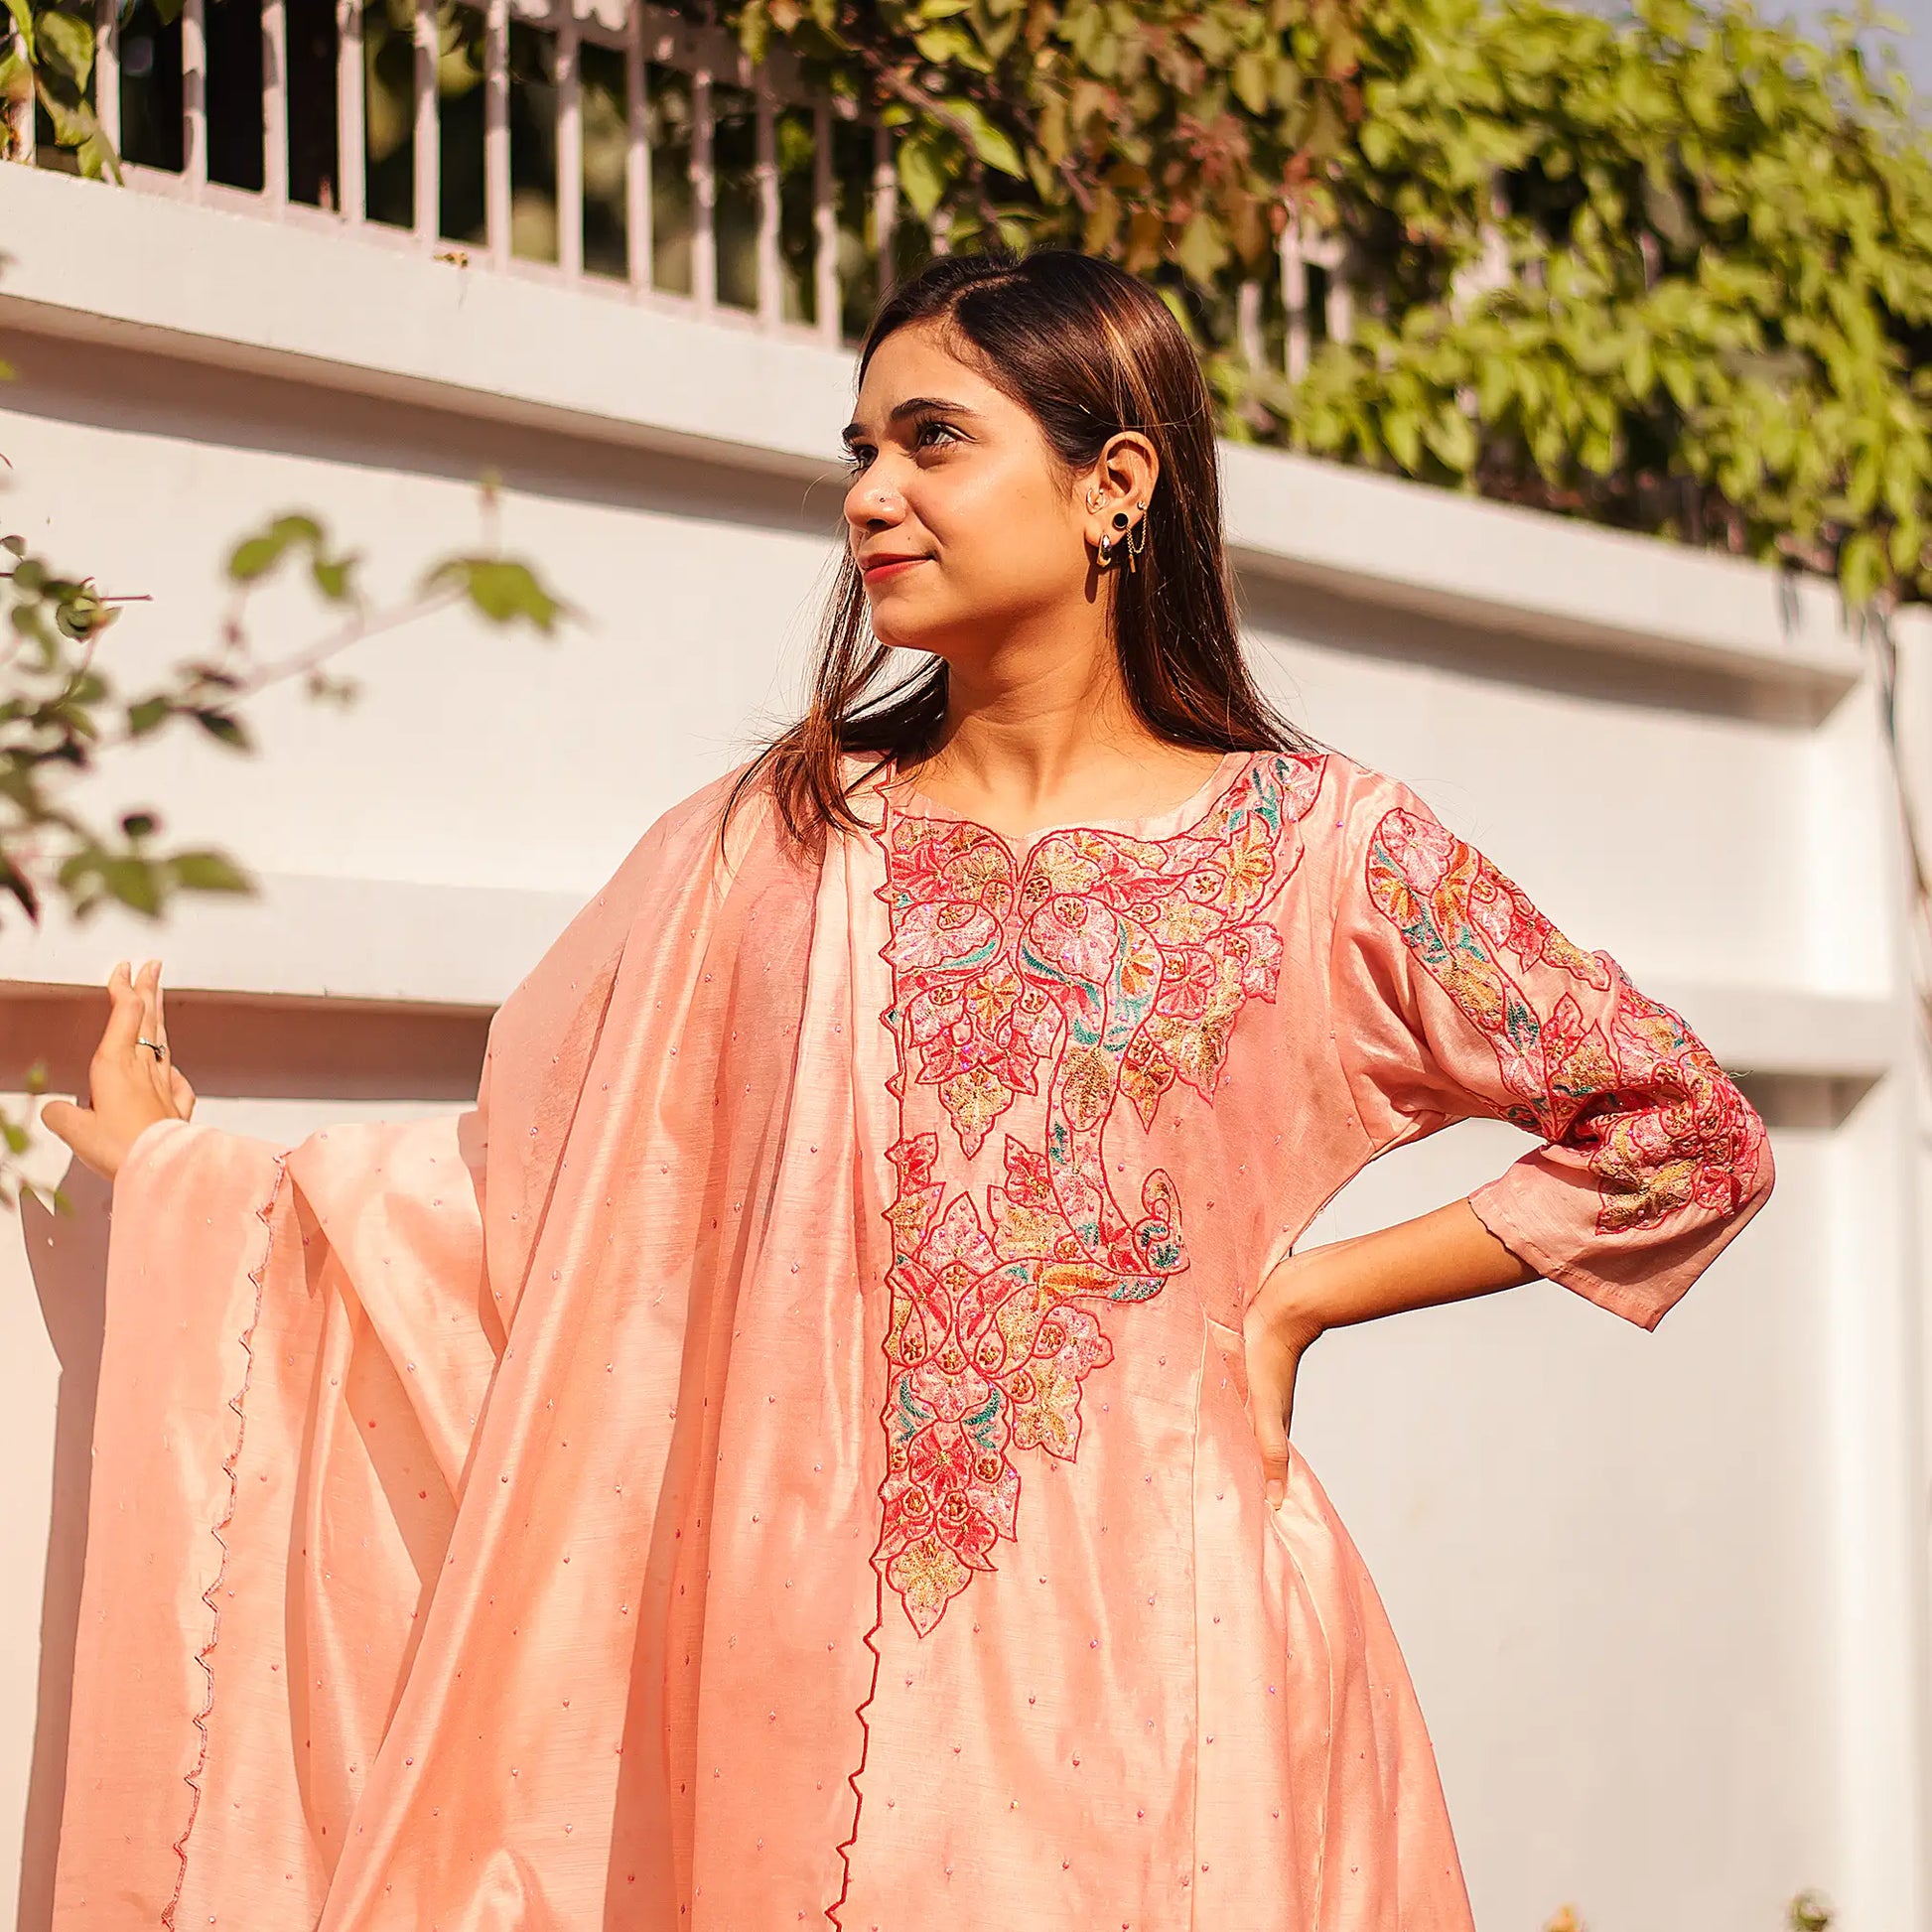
[1365,804,1767,1235]
[871,752,1325,1634]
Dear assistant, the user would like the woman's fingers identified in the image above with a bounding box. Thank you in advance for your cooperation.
[38,1095,84,1151]
[45,960,186,1183]
[38,1094,114,1178]
[1248,1333,1302,1511]
[136,959,171,1102]
[96,960,144,1065]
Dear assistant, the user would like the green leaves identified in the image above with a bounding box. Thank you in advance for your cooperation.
[2,0,37,60]
[1275,0,1932,611]
[718,0,1931,611]
[948,98,1023,180]
[0,480,570,995]
[167,848,253,893]
[226,505,567,637]
[52,835,252,919]
[226,511,359,596]
[423,555,567,631]
[11,0,122,178]
[896,124,952,221]
[11,0,1925,618]
[32,5,90,91]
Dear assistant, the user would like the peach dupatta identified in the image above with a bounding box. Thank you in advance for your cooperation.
[55,771,904,1929]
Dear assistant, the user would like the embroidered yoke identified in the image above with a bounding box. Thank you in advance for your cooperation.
[54,748,1772,1932]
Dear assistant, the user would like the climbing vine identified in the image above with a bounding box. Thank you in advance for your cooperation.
[8,0,1927,602]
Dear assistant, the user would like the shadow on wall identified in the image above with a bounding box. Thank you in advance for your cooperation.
[0,329,853,542]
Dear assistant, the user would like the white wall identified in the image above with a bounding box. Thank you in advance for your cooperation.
[0,160,1924,1932]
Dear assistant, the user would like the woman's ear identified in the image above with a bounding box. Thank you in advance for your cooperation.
[1080,432,1161,551]
[1095,431,1159,516]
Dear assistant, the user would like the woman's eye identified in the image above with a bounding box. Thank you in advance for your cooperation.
[841,421,957,477]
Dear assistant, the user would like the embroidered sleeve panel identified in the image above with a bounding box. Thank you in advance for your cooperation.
[870,750,1325,1633]
[1362,800,1771,1243]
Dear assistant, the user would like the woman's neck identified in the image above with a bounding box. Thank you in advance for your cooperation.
[898,657,1229,845]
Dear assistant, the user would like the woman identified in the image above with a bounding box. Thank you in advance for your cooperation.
[43,249,1773,1930]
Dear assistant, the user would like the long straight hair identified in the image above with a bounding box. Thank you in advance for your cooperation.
[729,246,1314,843]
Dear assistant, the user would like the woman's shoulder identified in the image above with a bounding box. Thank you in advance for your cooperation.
[649,759,765,843]
[1261,743,1430,844]
[490,759,781,1055]
[606,757,789,885]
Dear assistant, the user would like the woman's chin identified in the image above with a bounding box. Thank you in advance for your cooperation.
[866,605,946,655]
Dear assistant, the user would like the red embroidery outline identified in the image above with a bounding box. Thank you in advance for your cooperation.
[164,1149,292,1929]
[822,1564,884,1931]
[1365,804,1767,1233]
[864,751,1325,1637]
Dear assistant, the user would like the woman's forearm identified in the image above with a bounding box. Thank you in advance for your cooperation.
[1259,1198,1540,1346]
[1243,1198,1537,1508]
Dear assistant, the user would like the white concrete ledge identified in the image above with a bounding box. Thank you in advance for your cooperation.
[1222,447,1865,692]
[0,871,587,1009]
[0,162,1867,700]
[0,868,1900,1085]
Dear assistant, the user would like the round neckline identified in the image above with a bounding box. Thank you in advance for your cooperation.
[879,748,1257,859]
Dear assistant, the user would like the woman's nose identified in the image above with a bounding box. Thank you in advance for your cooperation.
[843,472,906,530]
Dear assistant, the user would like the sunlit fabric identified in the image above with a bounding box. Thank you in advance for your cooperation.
[53,749,1772,1930]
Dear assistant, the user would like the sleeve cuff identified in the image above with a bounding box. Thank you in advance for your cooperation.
[1466,1170,1684,1334]
[112,1113,202,1200]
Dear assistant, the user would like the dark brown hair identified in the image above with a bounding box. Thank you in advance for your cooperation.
[729,246,1313,843]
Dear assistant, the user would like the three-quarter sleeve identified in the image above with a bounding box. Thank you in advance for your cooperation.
[1322,764,1774,1331]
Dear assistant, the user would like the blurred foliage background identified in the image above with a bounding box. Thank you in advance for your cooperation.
[735,0,1932,611]
[7,0,1929,606]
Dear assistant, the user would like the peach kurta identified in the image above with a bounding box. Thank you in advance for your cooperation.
[53,747,1773,1930]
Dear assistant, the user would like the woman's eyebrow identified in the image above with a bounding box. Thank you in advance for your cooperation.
[841,397,982,447]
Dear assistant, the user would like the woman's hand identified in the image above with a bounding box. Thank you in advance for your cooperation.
[1244,1253,1330,1510]
[1243,1204,1543,1509]
[41,958,197,1183]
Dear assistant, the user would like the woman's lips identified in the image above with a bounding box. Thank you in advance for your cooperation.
[861,556,928,582]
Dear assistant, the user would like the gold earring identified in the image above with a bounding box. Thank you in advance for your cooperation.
[1126,505,1148,573]
[1097,533,1116,567]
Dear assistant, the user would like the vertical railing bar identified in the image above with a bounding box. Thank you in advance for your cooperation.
[691,60,715,311]
[1236,278,1262,369]
[812,100,837,345]
[95,0,121,156]
[1281,214,1308,383]
[556,2,581,276]
[483,0,507,262]
[753,81,778,327]
[1325,248,1352,348]
[872,120,896,300]
[8,4,36,165]
[337,0,364,218]
[183,0,207,189]
[263,0,289,204]
[624,6,649,289]
[412,0,437,245]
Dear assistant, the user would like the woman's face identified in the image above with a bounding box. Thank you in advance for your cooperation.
[841,321,1103,661]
